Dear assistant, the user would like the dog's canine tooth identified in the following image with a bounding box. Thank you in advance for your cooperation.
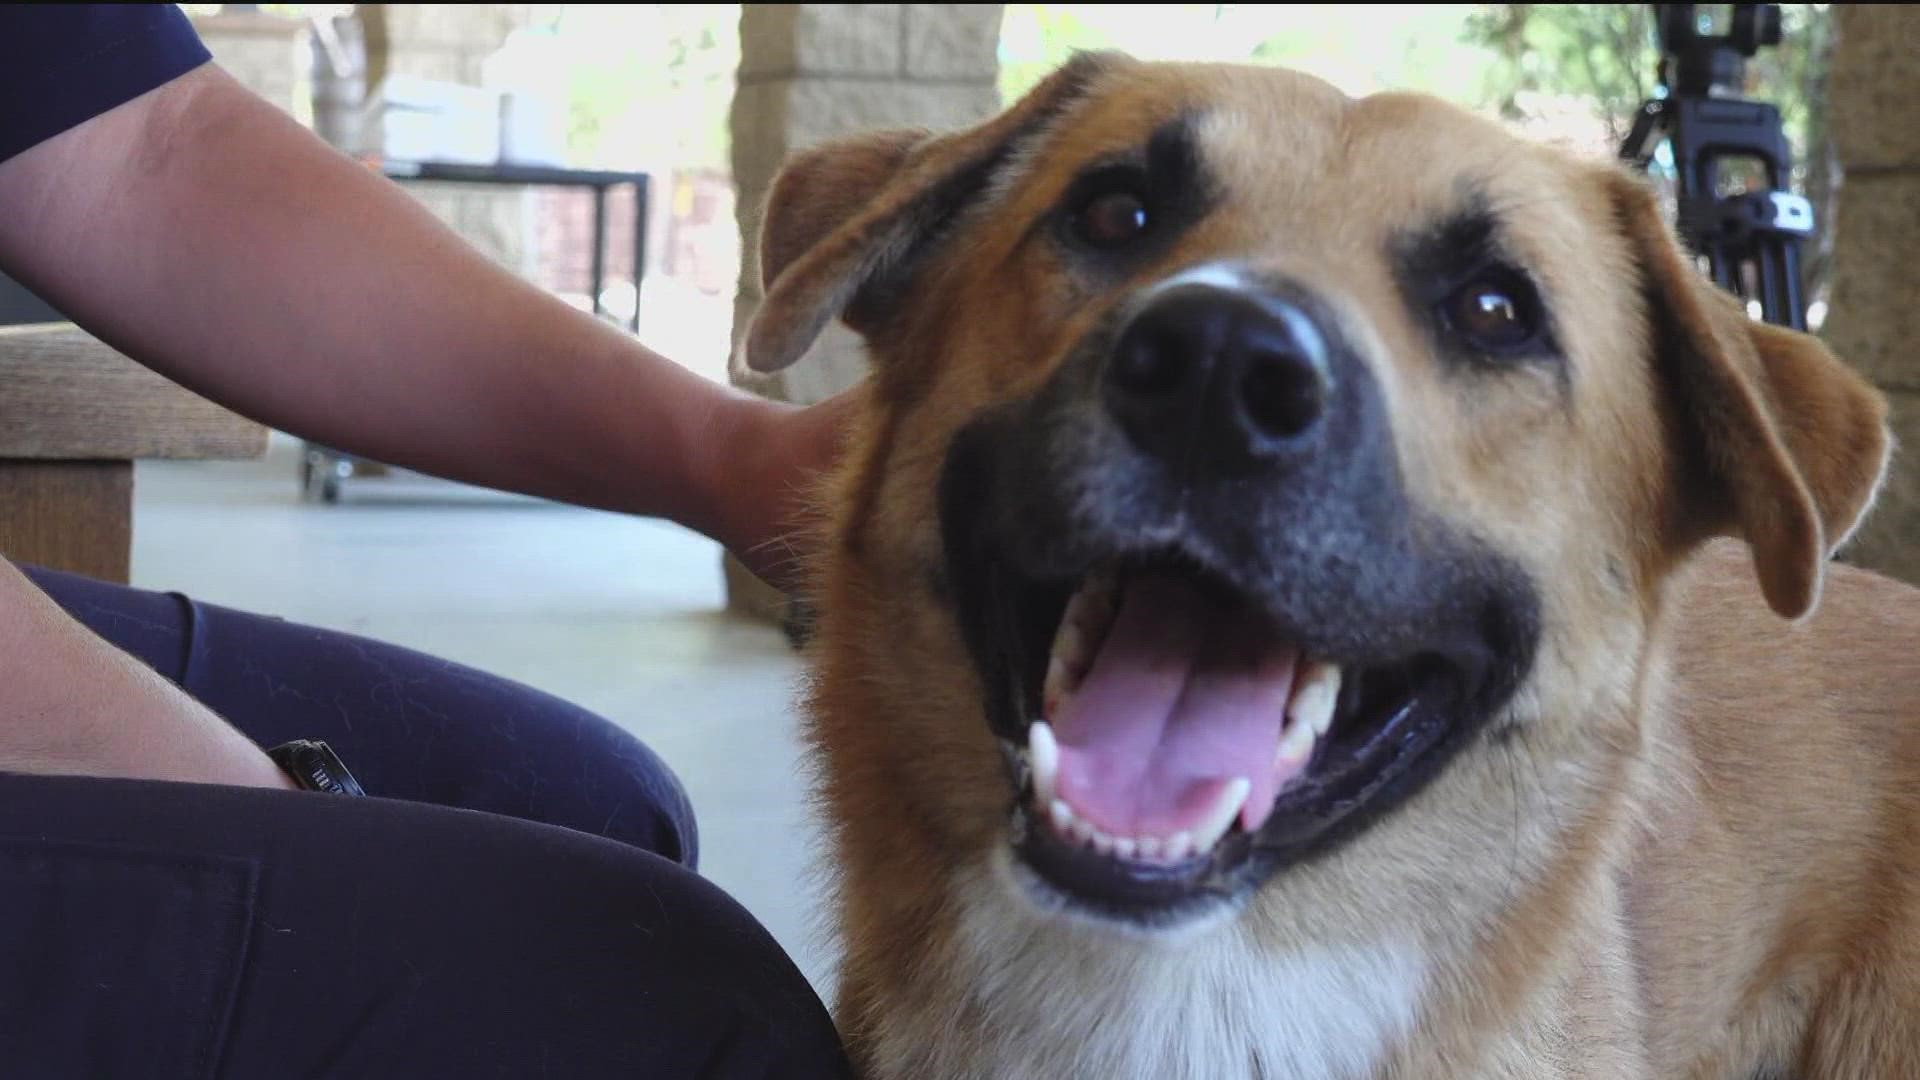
[1041,658,1071,719]
[1087,563,1119,598]
[1028,721,1060,807]
[1073,565,1118,614]
[1275,709,1319,771]
[1288,659,1343,736]
[1048,570,1122,698]
[1053,621,1088,674]
[1190,777,1251,853]
[1066,575,1116,632]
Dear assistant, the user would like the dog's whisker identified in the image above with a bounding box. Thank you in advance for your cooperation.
[1502,732,1528,900]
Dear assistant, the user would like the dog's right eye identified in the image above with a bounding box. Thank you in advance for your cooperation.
[1067,171,1153,251]
[1437,266,1547,358]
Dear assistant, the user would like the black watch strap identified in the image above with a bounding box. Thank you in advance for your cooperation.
[267,739,367,797]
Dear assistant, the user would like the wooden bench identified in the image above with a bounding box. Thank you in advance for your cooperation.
[0,323,268,583]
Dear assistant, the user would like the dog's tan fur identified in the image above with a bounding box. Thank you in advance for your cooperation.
[743,55,1915,1078]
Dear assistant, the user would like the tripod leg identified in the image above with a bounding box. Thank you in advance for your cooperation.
[1779,244,1806,332]
[1707,242,1741,296]
[1756,246,1787,327]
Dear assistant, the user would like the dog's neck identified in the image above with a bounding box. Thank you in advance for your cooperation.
[844,861,1428,1080]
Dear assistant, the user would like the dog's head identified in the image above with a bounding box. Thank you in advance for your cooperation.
[750,56,1889,939]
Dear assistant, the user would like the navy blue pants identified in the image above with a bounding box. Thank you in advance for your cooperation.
[1,567,852,1079]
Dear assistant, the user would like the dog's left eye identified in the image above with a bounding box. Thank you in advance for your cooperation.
[1068,173,1152,250]
[1440,270,1544,354]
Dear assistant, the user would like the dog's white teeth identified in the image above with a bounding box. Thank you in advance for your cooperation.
[1054,621,1088,672]
[1190,777,1251,853]
[1039,772,1246,864]
[1027,721,1060,808]
[1045,568,1121,708]
[1041,658,1070,718]
[1068,813,1098,848]
[1275,711,1319,772]
[1271,658,1337,779]
[1045,626,1089,712]
[1288,659,1343,737]
[1043,797,1215,865]
[1049,798,1074,836]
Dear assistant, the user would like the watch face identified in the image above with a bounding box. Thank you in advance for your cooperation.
[272,740,367,797]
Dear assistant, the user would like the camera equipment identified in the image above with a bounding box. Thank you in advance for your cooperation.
[1620,3,1813,329]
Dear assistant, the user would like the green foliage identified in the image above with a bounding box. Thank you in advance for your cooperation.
[543,4,741,172]
[1464,4,1829,170]
[1462,4,1656,144]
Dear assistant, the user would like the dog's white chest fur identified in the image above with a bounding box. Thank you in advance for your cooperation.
[1244,940,1429,1078]
[865,867,1428,1080]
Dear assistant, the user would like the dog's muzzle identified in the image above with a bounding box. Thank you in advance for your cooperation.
[937,267,1540,926]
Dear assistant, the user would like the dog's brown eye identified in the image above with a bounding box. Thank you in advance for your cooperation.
[1442,274,1541,352]
[1073,190,1150,249]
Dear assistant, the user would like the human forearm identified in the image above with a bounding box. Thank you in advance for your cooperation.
[0,65,765,541]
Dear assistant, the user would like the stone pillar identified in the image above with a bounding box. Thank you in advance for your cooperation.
[723,4,1003,618]
[351,5,542,278]
[1824,5,1920,584]
[191,12,312,124]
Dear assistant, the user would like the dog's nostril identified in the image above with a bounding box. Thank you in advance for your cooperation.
[1240,349,1326,439]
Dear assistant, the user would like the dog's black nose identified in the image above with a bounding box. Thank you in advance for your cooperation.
[1105,284,1332,470]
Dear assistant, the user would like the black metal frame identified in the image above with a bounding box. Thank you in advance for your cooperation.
[1618,3,1813,330]
[379,160,651,333]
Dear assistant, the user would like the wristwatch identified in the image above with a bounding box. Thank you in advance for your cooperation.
[266,739,367,797]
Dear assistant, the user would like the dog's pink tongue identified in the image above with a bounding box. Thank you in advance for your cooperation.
[1051,573,1296,840]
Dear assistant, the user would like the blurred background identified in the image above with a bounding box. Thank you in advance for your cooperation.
[5,4,1913,997]
[159,4,1848,389]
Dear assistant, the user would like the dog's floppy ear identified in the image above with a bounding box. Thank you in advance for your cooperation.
[1609,172,1891,620]
[737,51,1126,376]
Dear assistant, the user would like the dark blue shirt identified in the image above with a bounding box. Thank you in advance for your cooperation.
[0,4,211,164]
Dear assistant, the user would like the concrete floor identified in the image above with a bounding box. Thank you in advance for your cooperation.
[130,433,839,996]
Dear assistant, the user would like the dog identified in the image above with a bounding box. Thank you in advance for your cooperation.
[738,53,1917,1078]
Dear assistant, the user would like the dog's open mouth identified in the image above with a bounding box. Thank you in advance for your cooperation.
[977,549,1475,923]
[936,355,1537,924]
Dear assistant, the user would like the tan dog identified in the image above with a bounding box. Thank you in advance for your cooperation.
[740,53,1917,1079]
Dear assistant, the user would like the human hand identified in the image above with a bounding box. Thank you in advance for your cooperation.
[700,387,861,595]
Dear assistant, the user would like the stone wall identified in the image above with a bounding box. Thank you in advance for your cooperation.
[1825,5,1920,583]
[352,5,542,278]
[723,5,1004,617]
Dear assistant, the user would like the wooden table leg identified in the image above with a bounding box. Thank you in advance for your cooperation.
[0,459,133,583]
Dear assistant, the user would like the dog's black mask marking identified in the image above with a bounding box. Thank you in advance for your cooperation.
[936,279,1542,924]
